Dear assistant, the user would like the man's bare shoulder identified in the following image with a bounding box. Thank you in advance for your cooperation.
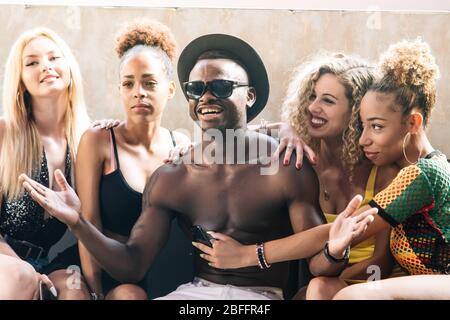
[142,163,189,205]
[273,149,319,191]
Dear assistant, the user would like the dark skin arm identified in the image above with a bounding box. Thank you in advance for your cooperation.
[20,167,175,283]
[194,195,376,272]
[193,155,376,276]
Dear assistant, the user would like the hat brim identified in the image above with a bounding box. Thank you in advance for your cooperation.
[177,34,269,122]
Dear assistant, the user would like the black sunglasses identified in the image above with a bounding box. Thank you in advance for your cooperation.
[183,79,249,100]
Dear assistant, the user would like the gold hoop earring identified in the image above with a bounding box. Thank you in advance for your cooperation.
[402,132,421,165]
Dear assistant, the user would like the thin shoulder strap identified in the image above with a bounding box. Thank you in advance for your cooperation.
[169,130,177,147]
[109,128,120,170]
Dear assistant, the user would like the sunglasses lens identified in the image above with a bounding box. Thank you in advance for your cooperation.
[185,82,205,99]
[211,80,233,98]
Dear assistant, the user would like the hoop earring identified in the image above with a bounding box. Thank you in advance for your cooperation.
[402,132,421,165]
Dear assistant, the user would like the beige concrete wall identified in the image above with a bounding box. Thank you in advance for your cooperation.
[0,5,449,155]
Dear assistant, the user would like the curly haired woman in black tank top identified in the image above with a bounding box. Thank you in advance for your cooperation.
[76,19,191,300]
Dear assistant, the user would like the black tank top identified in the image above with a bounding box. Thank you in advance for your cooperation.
[0,147,72,253]
[99,128,177,237]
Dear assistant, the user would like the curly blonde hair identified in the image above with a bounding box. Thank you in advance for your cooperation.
[371,38,439,127]
[282,53,374,174]
[115,18,177,78]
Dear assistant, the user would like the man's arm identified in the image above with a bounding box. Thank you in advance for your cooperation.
[21,166,174,283]
[72,168,175,283]
[70,203,172,283]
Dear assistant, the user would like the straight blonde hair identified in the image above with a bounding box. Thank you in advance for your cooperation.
[0,27,90,200]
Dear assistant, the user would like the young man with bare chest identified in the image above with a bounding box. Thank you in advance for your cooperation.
[21,34,372,299]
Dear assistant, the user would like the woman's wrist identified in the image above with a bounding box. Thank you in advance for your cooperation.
[243,245,258,267]
[68,213,83,232]
[325,241,350,261]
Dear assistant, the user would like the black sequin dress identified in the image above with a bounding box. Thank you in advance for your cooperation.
[0,148,72,258]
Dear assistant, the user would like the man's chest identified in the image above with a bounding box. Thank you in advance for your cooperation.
[171,165,288,231]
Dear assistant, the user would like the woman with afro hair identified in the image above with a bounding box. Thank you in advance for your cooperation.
[333,38,450,299]
[75,18,191,300]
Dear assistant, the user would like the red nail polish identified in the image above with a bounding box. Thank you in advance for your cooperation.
[283,160,289,166]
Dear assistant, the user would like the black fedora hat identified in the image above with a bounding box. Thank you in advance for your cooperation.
[177,34,269,122]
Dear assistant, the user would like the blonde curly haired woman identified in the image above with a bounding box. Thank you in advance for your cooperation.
[0,27,91,299]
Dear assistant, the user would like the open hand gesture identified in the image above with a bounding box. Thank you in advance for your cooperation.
[20,170,81,227]
[328,195,377,258]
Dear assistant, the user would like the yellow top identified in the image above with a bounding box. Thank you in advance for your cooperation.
[324,166,378,264]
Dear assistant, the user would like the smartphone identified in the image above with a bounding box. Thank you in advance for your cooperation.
[191,225,214,247]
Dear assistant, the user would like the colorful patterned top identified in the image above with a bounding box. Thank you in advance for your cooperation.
[369,151,449,275]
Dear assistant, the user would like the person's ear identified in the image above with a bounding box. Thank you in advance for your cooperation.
[168,80,176,99]
[407,111,423,134]
[246,87,256,108]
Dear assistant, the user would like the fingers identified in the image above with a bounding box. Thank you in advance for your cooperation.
[39,274,58,298]
[165,145,192,164]
[112,120,121,129]
[351,214,375,241]
[271,139,286,163]
[54,169,69,191]
[352,219,370,239]
[91,119,121,129]
[191,241,213,255]
[23,181,49,210]
[206,231,230,242]
[355,207,378,223]
[293,142,304,170]
[303,144,317,165]
[341,195,363,218]
[20,174,47,196]
[283,144,295,167]
[199,253,215,263]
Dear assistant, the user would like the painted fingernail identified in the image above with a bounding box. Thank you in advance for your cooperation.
[283,160,289,166]
[296,164,302,170]
[50,286,58,297]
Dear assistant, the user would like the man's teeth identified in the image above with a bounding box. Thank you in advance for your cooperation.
[200,108,221,114]
[312,117,326,125]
